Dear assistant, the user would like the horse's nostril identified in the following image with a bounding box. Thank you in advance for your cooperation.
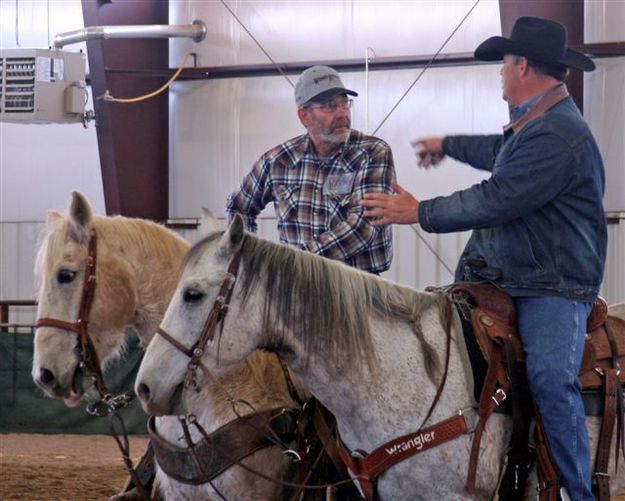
[38,368,56,388]
[136,383,151,403]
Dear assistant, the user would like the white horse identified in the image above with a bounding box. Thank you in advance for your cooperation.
[32,193,310,500]
[136,215,625,500]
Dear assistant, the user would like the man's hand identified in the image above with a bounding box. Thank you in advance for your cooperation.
[360,182,419,226]
[411,137,445,168]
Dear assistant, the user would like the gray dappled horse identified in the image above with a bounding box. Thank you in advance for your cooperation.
[136,214,625,500]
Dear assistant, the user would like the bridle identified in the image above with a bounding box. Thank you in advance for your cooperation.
[35,231,151,500]
[156,250,242,390]
[36,233,111,400]
[152,249,358,499]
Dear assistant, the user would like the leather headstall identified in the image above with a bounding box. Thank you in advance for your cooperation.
[157,250,242,389]
[36,233,110,399]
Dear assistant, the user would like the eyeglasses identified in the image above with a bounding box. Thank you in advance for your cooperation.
[307,98,353,113]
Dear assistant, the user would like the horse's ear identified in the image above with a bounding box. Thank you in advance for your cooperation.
[68,191,92,243]
[46,210,63,226]
[199,207,222,236]
[221,213,245,252]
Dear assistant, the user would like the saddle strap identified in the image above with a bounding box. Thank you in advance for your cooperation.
[604,320,625,469]
[534,408,559,501]
[466,346,509,491]
[495,339,535,501]
[595,368,619,501]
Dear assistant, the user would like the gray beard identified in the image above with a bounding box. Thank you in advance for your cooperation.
[320,128,350,145]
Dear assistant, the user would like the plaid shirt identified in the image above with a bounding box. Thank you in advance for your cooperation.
[226,130,395,273]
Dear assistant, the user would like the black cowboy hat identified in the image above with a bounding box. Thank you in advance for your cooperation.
[474,16,595,72]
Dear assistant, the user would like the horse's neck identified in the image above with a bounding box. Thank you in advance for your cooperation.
[104,224,189,344]
[289,312,474,453]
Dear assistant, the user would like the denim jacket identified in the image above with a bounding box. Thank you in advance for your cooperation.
[418,94,607,301]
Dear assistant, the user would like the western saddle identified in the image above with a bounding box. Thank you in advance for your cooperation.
[450,282,625,501]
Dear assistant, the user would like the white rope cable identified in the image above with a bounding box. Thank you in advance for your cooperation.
[373,0,481,135]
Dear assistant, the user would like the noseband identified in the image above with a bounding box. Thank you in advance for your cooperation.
[36,233,110,399]
[157,250,242,389]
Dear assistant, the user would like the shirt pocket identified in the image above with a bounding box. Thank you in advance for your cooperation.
[325,193,352,224]
[274,184,300,222]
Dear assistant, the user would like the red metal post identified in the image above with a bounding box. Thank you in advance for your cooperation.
[81,0,169,220]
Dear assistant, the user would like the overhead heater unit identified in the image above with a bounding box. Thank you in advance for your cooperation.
[0,48,87,124]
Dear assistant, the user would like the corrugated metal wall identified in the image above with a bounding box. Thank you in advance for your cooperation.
[1,0,624,319]
[2,213,624,327]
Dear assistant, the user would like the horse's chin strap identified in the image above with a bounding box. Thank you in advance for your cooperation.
[36,233,110,399]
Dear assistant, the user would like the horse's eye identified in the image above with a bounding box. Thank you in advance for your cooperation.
[57,269,77,284]
[183,288,204,303]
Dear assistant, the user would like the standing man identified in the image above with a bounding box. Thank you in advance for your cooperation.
[227,65,396,274]
[360,17,606,500]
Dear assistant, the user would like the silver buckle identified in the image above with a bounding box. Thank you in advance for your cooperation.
[492,388,507,405]
[283,449,302,462]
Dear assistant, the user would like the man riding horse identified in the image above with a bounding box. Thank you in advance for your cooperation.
[361,16,606,500]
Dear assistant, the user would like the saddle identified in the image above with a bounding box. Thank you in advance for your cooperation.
[451,282,625,501]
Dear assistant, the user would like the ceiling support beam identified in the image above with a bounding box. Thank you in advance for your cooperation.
[81,0,169,220]
[103,43,623,82]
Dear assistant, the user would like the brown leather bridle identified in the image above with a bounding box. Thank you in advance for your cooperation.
[36,233,111,399]
[157,250,242,390]
[35,231,155,500]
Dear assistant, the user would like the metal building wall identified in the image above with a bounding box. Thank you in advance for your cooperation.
[0,0,624,313]
[168,0,625,300]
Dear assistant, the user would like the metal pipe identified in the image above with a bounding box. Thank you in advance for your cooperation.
[53,19,206,49]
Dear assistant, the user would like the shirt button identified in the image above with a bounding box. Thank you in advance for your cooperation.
[313,234,318,238]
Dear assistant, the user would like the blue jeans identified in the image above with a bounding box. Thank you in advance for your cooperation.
[515,296,593,501]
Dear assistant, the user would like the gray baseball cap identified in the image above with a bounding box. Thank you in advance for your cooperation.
[294,65,358,107]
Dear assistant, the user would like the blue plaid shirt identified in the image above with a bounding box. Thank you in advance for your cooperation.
[226,130,395,273]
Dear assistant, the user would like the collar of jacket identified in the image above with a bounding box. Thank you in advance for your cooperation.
[503,83,569,135]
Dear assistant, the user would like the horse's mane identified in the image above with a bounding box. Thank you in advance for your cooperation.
[187,232,444,376]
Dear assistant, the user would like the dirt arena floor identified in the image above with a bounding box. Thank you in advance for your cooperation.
[1,433,624,500]
[0,433,149,501]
